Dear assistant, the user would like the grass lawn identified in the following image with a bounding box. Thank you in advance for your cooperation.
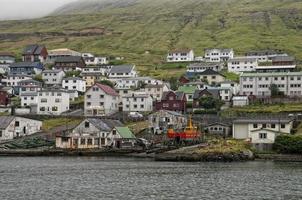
[221,71,240,82]
[42,117,83,131]
[126,120,149,135]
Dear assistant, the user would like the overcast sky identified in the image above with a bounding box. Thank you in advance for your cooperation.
[0,0,77,20]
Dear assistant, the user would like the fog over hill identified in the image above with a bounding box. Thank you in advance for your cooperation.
[0,0,76,20]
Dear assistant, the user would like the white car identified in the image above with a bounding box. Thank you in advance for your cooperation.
[128,112,143,118]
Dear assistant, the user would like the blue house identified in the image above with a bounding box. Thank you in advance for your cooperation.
[9,62,44,76]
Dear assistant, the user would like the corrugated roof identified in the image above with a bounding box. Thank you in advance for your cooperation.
[233,118,292,124]
[23,45,45,55]
[109,65,134,74]
[95,83,119,96]
[115,127,136,139]
[240,71,302,77]
[198,69,225,77]
[0,116,15,129]
[55,56,83,63]
[229,57,257,62]
[10,62,42,68]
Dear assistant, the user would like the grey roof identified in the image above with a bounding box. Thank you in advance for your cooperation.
[162,91,185,101]
[18,79,42,85]
[229,57,257,62]
[109,65,134,74]
[245,50,279,56]
[63,77,83,81]
[198,69,225,77]
[55,56,83,63]
[20,92,38,97]
[9,62,41,68]
[23,45,45,55]
[233,118,292,124]
[271,56,295,62]
[188,62,223,68]
[86,118,123,131]
[42,69,64,73]
[0,116,15,129]
[193,89,220,99]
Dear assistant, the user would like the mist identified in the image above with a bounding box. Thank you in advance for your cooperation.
[0,0,77,20]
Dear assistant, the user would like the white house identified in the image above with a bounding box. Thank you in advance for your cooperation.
[0,53,15,74]
[140,84,170,101]
[47,48,82,63]
[122,92,153,112]
[114,77,163,90]
[82,53,109,65]
[219,81,240,95]
[245,50,288,63]
[108,65,137,79]
[42,69,66,86]
[227,57,258,73]
[85,83,119,116]
[186,62,224,73]
[37,88,70,115]
[167,49,194,62]
[62,77,86,93]
[1,75,32,87]
[232,96,249,107]
[107,127,136,148]
[18,79,43,96]
[0,116,42,141]
[21,92,38,107]
[232,118,293,150]
[239,72,302,97]
[205,48,234,62]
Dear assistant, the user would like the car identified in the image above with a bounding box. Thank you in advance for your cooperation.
[128,112,143,118]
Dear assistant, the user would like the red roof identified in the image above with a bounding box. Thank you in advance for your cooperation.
[95,83,119,96]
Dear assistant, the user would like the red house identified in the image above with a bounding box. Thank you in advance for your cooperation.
[0,90,9,106]
[155,91,187,113]
[22,44,48,63]
[179,76,190,84]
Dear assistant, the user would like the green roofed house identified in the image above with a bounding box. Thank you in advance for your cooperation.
[177,85,197,102]
[108,127,136,148]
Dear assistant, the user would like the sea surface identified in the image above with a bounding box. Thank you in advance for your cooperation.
[0,157,301,200]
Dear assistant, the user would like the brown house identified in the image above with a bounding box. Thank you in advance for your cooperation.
[155,91,187,113]
[0,90,9,106]
[179,76,190,84]
[192,89,220,109]
[22,44,48,63]
[54,56,86,71]
[271,56,295,66]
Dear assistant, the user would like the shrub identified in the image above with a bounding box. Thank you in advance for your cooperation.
[273,135,302,154]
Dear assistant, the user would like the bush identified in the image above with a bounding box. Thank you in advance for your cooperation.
[193,109,217,115]
[273,135,302,154]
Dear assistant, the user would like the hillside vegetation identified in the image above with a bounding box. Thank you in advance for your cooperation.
[0,0,301,79]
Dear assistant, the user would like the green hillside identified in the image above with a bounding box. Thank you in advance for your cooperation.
[0,0,301,79]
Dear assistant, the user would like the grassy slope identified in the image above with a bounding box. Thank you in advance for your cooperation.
[0,0,301,79]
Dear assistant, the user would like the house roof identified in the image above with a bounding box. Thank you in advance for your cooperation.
[177,85,197,94]
[48,48,81,56]
[18,79,42,85]
[205,48,233,53]
[63,77,84,81]
[54,56,83,63]
[23,45,45,55]
[198,69,225,77]
[240,71,302,77]
[193,89,220,99]
[154,110,184,117]
[95,83,119,96]
[42,69,64,74]
[123,93,150,98]
[162,91,185,101]
[109,65,134,74]
[86,118,123,132]
[20,92,38,97]
[188,62,223,68]
[206,122,232,127]
[115,127,136,139]
[233,118,293,124]
[229,57,257,62]
[0,116,15,129]
[245,50,280,56]
[9,62,43,69]
[271,56,295,62]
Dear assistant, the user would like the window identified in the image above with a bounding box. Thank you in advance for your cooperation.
[87,139,93,145]
[271,124,275,128]
[100,102,104,106]
[80,139,86,145]
[281,124,285,129]
[100,95,104,98]
[94,138,99,145]
[0,131,2,137]
[253,124,258,128]
[85,121,90,128]
[112,130,116,135]
[52,107,58,111]
[15,121,20,127]
[259,133,267,139]
[55,99,60,103]
[41,98,47,103]
[262,124,267,128]
[87,95,91,99]
[87,102,91,106]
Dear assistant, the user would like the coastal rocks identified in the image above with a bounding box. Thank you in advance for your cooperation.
[155,150,254,162]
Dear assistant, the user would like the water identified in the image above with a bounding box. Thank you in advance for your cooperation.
[0,157,302,200]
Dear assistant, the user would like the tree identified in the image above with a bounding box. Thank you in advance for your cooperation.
[33,74,43,83]
[97,79,114,88]
[199,96,224,110]
[270,84,280,97]
[168,77,180,91]
[64,70,81,78]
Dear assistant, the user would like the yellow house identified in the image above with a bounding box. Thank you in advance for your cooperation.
[198,69,226,85]
[81,72,106,87]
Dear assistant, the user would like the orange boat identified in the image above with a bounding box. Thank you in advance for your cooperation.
[167,116,201,141]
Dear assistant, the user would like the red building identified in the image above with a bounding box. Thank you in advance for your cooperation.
[155,91,187,113]
[179,76,190,84]
[0,90,9,106]
[22,44,48,63]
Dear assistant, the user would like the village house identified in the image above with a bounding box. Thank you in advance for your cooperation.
[122,92,153,112]
[47,48,82,63]
[197,69,226,85]
[179,76,190,84]
[192,88,220,109]
[107,127,136,148]
[82,53,109,65]
[81,72,107,88]
[204,121,232,137]
[177,85,197,103]
[204,48,234,62]
[22,44,48,63]
[114,77,163,90]
[227,57,258,73]
[155,91,187,113]
[20,92,38,108]
[18,79,42,96]
[0,52,15,74]
[149,110,187,135]
[186,62,224,73]
[108,64,137,79]
[85,83,119,116]
[255,56,296,73]
[0,90,9,106]
[239,72,302,97]
[232,96,249,107]
[1,74,32,87]
[42,69,66,86]
[56,118,124,149]
[9,62,43,76]
[54,56,86,71]
[0,116,42,141]
[232,118,293,150]
[62,77,86,93]
[81,65,110,75]
[166,49,194,62]
[141,83,169,101]
[245,50,288,63]
[37,88,70,115]
[219,81,240,96]
[184,81,208,90]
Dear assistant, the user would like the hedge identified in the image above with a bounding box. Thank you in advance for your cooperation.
[273,135,302,154]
